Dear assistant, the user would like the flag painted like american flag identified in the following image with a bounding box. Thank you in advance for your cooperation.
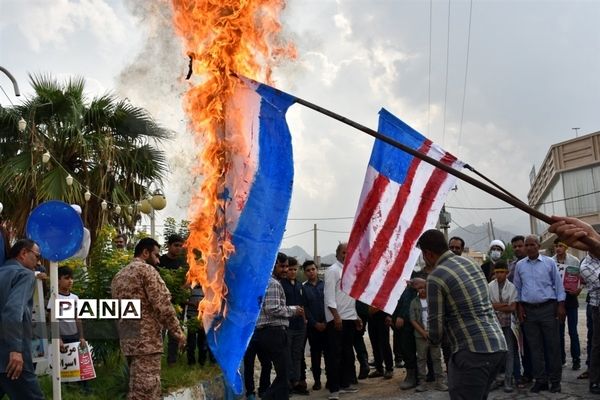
[341,109,464,314]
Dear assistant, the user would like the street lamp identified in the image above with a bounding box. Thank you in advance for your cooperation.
[138,188,167,239]
[18,117,26,132]
[0,66,21,97]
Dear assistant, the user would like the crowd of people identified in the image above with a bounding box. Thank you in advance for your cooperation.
[243,216,600,400]
[1,215,599,399]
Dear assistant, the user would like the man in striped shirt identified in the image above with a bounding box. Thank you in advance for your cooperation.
[254,253,304,400]
[417,229,507,400]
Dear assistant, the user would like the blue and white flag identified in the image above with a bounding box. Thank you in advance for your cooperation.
[206,77,295,393]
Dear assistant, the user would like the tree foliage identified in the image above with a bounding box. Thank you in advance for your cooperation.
[0,74,171,242]
[162,217,190,244]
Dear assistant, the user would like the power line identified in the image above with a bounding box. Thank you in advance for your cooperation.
[0,84,15,106]
[285,189,600,225]
[282,229,313,240]
[446,204,516,211]
[318,229,350,234]
[470,233,490,247]
[288,216,353,221]
[456,0,473,154]
[449,216,480,234]
[446,188,600,210]
[441,0,452,146]
[427,0,433,136]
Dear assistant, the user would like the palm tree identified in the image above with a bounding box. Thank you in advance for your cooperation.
[0,74,171,244]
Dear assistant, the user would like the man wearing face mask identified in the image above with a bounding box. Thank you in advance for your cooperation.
[419,229,506,399]
[481,240,505,283]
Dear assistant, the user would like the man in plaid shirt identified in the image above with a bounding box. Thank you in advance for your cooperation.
[418,229,506,399]
[254,253,304,400]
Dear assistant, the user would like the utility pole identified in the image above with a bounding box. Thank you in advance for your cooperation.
[489,218,496,240]
[438,205,451,241]
[572,127,580,138]
[313,223,319,267]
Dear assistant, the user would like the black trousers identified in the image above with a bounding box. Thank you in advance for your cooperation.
[590,306,600,385]
[186,326,208,365]
[448,350,505,400]
[523,301,562,384]
[243,330,273,397]
[307,325,327,383]
[393,327,403,363]
[326,320,356,393]
[353,320,369,373]
[521,323,533,378]
[368,312,393,372]
[255,326,289,400]
[398,325,417,369]
[166,331,179,364]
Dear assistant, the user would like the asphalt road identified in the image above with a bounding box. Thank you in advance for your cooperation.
[286,307,595,400]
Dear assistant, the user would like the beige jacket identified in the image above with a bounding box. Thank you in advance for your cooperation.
[111,258,184,356]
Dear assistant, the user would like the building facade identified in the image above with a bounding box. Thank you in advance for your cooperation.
[528,131,600,254]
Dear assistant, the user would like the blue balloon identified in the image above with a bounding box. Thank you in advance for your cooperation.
[26,201,84,262]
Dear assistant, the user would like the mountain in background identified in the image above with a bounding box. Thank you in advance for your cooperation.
[280,245,336,265]
[448,224,518,253]
[282,223,519,263]
[280,245,311,261]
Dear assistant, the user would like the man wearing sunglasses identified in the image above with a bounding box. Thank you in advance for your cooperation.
[0,239,45,399]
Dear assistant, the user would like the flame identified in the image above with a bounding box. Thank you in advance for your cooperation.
[171,0,296,325]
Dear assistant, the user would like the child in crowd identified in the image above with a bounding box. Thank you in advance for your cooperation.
[488,260,518,393]
[47,267,86,350]
[409,280,448,392]
[47,266,90,392]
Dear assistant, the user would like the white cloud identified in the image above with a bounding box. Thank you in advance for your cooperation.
[5,0,600,255]
[333,12,352,38]
[13,0,131,55]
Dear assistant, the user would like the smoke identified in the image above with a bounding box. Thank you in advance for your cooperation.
[115,0,199,228]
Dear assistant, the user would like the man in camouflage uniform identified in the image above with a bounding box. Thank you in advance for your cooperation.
[112,237,186,400]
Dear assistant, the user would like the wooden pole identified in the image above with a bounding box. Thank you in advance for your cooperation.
[50,261,62,400]
[313,224,319,267]
[289,95,554,225]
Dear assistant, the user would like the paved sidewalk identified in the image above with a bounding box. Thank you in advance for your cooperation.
[280,307,594,399]
[299,363,591,399]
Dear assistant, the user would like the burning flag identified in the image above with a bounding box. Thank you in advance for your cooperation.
[205,76,295,391]
[171,0,296,392]
[342,109,464,314]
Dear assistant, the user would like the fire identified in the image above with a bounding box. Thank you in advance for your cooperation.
[171,0,296,324]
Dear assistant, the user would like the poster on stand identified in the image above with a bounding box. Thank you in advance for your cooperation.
[48,342,96,382]
[31,278,48,364]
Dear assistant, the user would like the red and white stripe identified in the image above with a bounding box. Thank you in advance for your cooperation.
[342,141,463,314]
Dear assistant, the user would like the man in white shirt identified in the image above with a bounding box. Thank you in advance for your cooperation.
[324,243,362,400]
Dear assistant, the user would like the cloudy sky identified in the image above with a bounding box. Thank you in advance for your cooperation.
[2,0,599,256]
